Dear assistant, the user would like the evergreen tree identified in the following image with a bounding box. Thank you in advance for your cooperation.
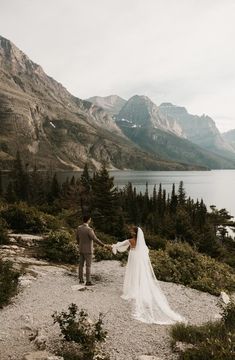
[79,164,92,212]
[0,170,3,198]
[178,180,186,206]
[170,183,178,213]
[5,181,17,203]
[80,163,92,192]
[48,174,60,204]
[12,151,29,201]
[92,164,121,235]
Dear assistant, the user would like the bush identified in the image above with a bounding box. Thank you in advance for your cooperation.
[0,218,9,245]
[39,230,79,264]
[151,242,235,295]
[0,259,20,308]
[170,302,235,360]
[0,203,60,234]
[52,303,109,360]
[145,233,167,250]
[95,245,127,263]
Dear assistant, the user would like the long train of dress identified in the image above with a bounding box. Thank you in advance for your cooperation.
[112,229,185,324]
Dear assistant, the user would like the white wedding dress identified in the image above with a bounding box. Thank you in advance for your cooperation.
[112,227,185,324]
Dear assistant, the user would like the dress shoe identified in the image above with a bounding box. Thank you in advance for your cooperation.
[85,281,94,286]
[79,280,84,284]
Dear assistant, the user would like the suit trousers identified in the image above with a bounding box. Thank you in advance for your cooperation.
[79,253,92,282]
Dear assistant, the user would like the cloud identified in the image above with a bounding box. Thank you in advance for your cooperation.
[0,0,235,131]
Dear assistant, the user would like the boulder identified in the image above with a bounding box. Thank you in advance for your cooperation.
[23,351,63,360]
[220,291,230,304]
[138,357,162,360]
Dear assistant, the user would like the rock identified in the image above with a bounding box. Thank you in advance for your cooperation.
[23,351,63,360]
[19,314,34,324]
[11,245,20,250]
[220,291,230,304]
[19,274,36,287]
[138,357,162,360]
[34,330,47,350]
[71,284,86,291]
[174,341,195,353]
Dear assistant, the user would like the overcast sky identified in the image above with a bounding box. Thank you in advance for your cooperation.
[0,0,235,132]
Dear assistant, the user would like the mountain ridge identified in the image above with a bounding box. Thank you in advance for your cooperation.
[88,94,235,169]
[0,35,200,171]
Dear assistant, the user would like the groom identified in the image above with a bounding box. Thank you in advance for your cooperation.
[76,215,108,285]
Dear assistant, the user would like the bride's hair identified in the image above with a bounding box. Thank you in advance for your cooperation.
[130,225,138,239]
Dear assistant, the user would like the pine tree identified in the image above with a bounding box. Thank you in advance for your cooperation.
[5,181,17,203]
[170,183,178,213]
[92,164,120,235]
[12,151,30,201]
[48,174,60,203]
[0,170,3,198]
[79,164,92,212]
[178,181,186,206]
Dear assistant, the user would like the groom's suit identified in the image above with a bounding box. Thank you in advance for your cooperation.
[76,223,104,283]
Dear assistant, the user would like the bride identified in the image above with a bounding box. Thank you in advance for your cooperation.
[112,226,185,324]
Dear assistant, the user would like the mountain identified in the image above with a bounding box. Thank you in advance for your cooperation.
[222,129,235,151]
[0,35,196,171]
[117,95,184,136]
[87,95,126,116]
[116,96,235,169]
[159,103,235,161]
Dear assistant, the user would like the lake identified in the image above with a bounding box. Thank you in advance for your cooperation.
[112,170,235,217]
[57,169,235,218]
[2,169,235,217]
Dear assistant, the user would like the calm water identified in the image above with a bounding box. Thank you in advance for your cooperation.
[57,170,235,218]
[2,169,235,217]
[112,170,235,217]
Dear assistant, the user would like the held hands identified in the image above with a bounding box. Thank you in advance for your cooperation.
[104,244,113,251]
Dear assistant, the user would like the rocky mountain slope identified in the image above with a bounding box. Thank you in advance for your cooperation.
[115,96,235,169]
[87,95,126,116]
[0,35,193,171]
[159,103,235,161]
[223,129,235,151]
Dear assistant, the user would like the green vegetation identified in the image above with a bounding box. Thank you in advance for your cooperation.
[151,242,235,295]
[39,230,79,264]
[0,203,60,234]
[0,218,9,244]
[0,259,20,308]
[1,152,235,294]
[52,303,109,360]
[170,301,235,360]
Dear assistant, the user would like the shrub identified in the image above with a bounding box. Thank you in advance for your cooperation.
[151,242,235,295]
[170,302,235,360]
[0,218,9,245]
[145,233,167,250]
[0,259,20,308]
[95,245,128,263]
[0,203,60,234]
[52,303,109,360]
[39,230,79,264]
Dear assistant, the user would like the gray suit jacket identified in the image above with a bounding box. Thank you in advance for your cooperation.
[76,224,104,254]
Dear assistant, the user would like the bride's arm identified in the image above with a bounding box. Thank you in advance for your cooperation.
[112,239,130,254]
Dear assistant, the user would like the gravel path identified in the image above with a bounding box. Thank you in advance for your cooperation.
[0,259,222,360]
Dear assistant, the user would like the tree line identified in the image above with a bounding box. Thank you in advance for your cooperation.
[1,151,235,266]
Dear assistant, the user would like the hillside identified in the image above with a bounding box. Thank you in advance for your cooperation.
[0,35,193,171]
[223,129,235,151]
[159,102,235,161]
[87,95,126,116]
[116,96,235,169]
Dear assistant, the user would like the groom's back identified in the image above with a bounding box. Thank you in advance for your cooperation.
[77,224,93,253]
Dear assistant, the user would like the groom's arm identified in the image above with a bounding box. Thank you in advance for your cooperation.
[88,228,106,247]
